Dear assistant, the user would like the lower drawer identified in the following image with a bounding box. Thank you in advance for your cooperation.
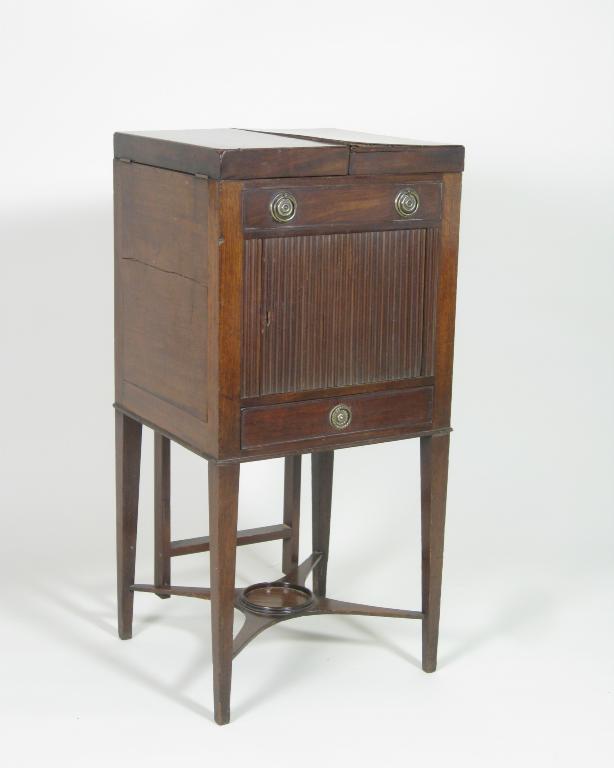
[241,386,433,449]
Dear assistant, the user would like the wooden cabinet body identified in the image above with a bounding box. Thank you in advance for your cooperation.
[114,129,462,460]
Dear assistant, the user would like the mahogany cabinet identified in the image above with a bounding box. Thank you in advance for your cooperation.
[114,128,464,724]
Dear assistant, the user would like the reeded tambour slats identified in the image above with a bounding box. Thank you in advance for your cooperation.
[242,229,439,397]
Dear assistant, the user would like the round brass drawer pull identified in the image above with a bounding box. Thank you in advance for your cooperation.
[394,188,420,218]
[329,404,352,430]
[270,192,297,223]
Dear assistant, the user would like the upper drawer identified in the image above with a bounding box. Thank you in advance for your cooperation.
[243,180,442,236]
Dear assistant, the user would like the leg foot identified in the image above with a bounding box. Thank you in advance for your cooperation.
[116,412,142,640]
[420,434,450,672]
[311,451,334,598]
[208,461,240,725]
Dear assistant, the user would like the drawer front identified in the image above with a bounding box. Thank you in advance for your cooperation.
[241,386,433,449]
[243,180,442,235]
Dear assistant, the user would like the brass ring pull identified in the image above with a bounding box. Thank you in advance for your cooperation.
[329,404,352,430]
[394,188,420,218]
[270,192,297,223]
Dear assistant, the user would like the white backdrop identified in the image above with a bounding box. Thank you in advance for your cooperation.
[1,2,613,766]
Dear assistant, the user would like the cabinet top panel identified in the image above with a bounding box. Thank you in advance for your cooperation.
[114,128,463,179]
[255,128,460,149]
[256,128,464,174]
[114,128,349,180]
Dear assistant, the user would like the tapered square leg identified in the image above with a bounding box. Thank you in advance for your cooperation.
[116,411,142,640]
[154,433,171,598]
[420,433,450,672]
[311,451,334,597]
[282,455,302,574]
[208,460,240,725]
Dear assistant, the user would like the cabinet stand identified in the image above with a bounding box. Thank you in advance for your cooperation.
[116,411,449,725]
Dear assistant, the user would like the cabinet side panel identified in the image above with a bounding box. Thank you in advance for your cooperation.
[432,173,461,428]
[121,260,207,419]
[114,160,212,451]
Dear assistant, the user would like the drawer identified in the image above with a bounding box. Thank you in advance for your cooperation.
[241,386,433,449]
[243,180,442,235]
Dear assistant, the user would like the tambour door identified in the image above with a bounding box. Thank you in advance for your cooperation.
[241,227,439,399]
